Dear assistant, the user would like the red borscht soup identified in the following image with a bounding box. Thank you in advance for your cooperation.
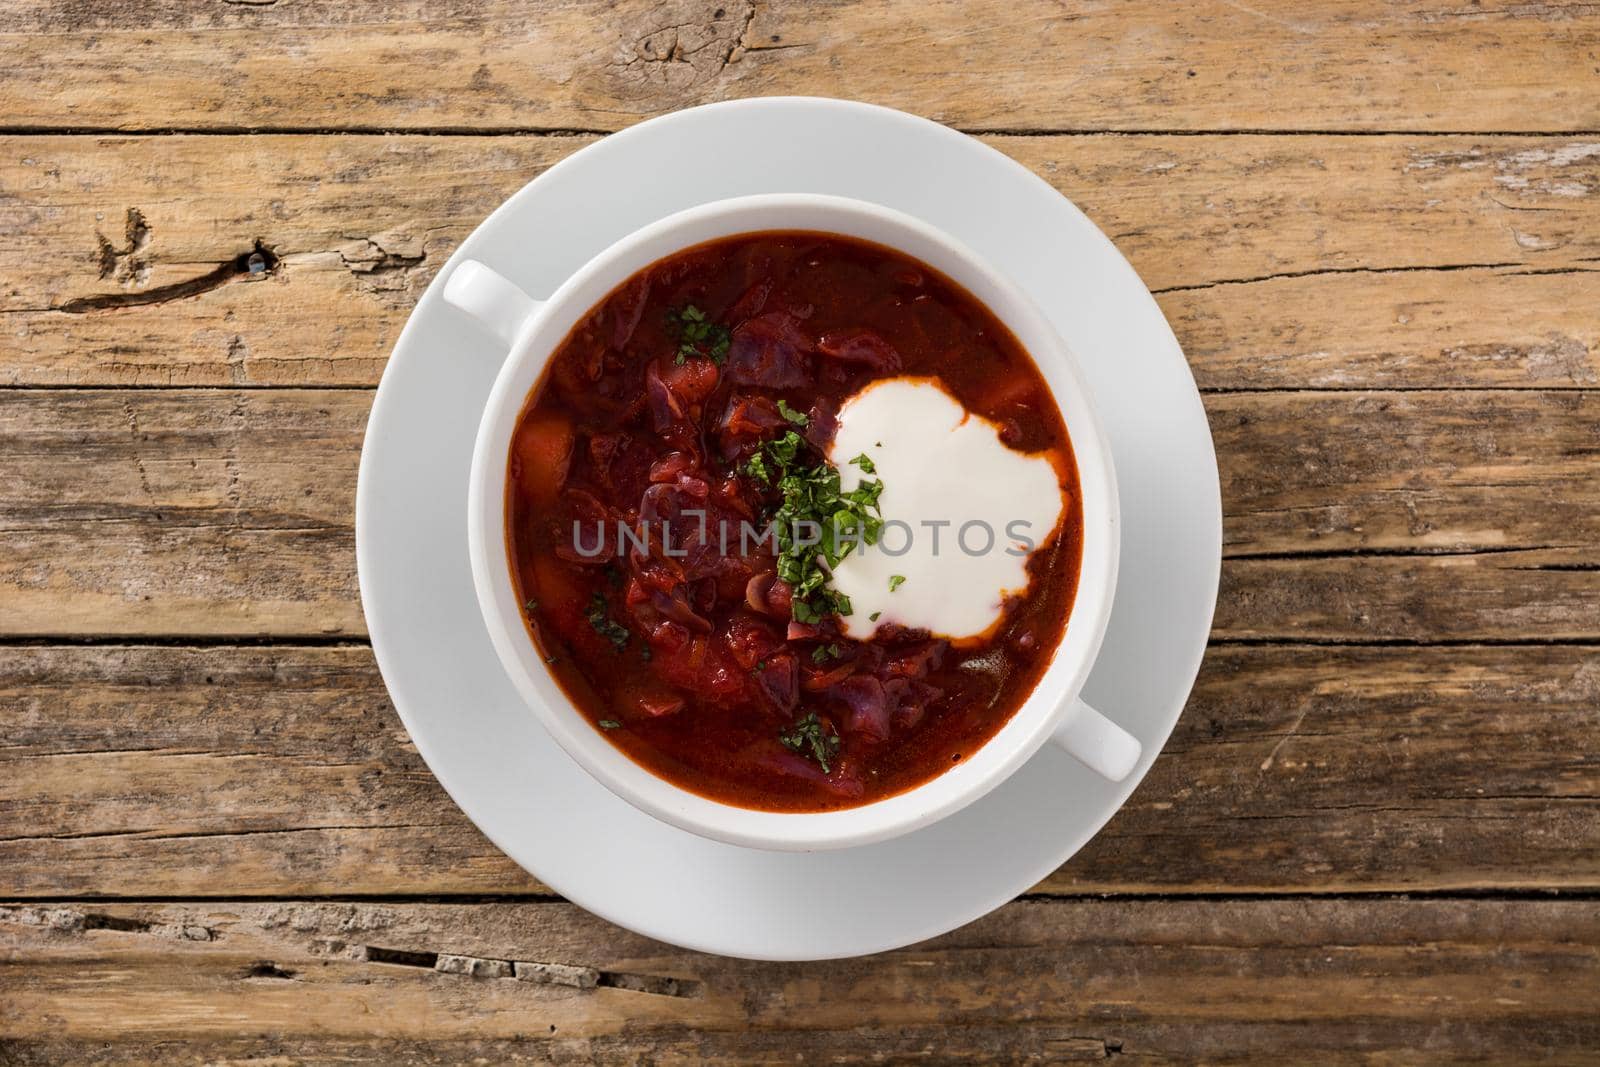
[507,231,1082,812]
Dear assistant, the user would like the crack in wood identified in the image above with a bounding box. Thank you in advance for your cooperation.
[1224,544,1588,562]
[0,510,349,533]
[725,0,759,69]
[3,907,219,941]
[0,635,373,648]
[1211,385,1600,394]
[594,970,703,998]
[80,912,153,934]
[362,944,700,997]
[333,237,426,277]
[0,822,444,846]
[362,945,439,969]
[240,960,296,979]
[1210,635,1600,647]
[1503,265,1600,276]
[56,241,279,314]
[3,746,270,761]
[609,0,760,86]
[1508,561,1600,571]
[1151,260,1529,294]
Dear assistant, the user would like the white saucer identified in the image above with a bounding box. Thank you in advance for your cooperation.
[356,98,1220,961]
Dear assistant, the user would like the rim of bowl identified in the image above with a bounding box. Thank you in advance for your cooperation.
[465,192,1120,852]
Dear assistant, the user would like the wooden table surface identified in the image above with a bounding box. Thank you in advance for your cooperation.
[3,2,1599,1062]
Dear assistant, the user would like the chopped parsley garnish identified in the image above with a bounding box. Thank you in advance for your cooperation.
[849,452,876,474]
[744,431,885,623]
[598,719,622,730]
[670,304,731,365]
[889,574,907,592]
[869,611,882,622]
[586,592,631,651]
[765,429,804,466]
[793,595,848,625]
[779,711,841,773]
[524,598,539,613]
[776,398,809,426]
[811,643,842,664]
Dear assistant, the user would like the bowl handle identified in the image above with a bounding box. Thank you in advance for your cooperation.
[442,259,544,347]
[1050,699,1142,782]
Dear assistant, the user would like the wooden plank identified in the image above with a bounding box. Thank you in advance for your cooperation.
[2,898,1597,1063]
[2,1,1598,134]
[0,390,367,637]
[1060,643,1600,894]
[0,645,537,897]
[2,388,1596,640]
[3,644,1595,898]
[1164,266,1600,391]
[2,133,1597,388]
[1215,390,1600,557]
[1213,389,1600,642]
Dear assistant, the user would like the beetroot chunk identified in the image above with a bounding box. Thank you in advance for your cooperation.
[645,360,685,432]
[829,675,891,743]
[609,273,651,349]
[817,329,903,373]
[751,651,800,714]
[725,311,814,387]
[717,394,787,452]
[660,356,720,407]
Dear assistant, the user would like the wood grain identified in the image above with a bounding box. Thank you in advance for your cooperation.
[0,390,364,637]
[3,898,1597,1063]
[2,1,1598,134]
[3,388,1595,640]
[3,132,1597,388]
[3,1,1598,1055]
[4,643,1595,898]
[0,645,537,898]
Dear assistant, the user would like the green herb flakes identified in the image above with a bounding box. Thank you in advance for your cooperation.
[586,592,631,651]
[748,430,886,624]
[777,398,809,426]
[670,304,731,364]
[779,712,841,774]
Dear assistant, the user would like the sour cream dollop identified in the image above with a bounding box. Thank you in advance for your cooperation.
[826,377,1066,642]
